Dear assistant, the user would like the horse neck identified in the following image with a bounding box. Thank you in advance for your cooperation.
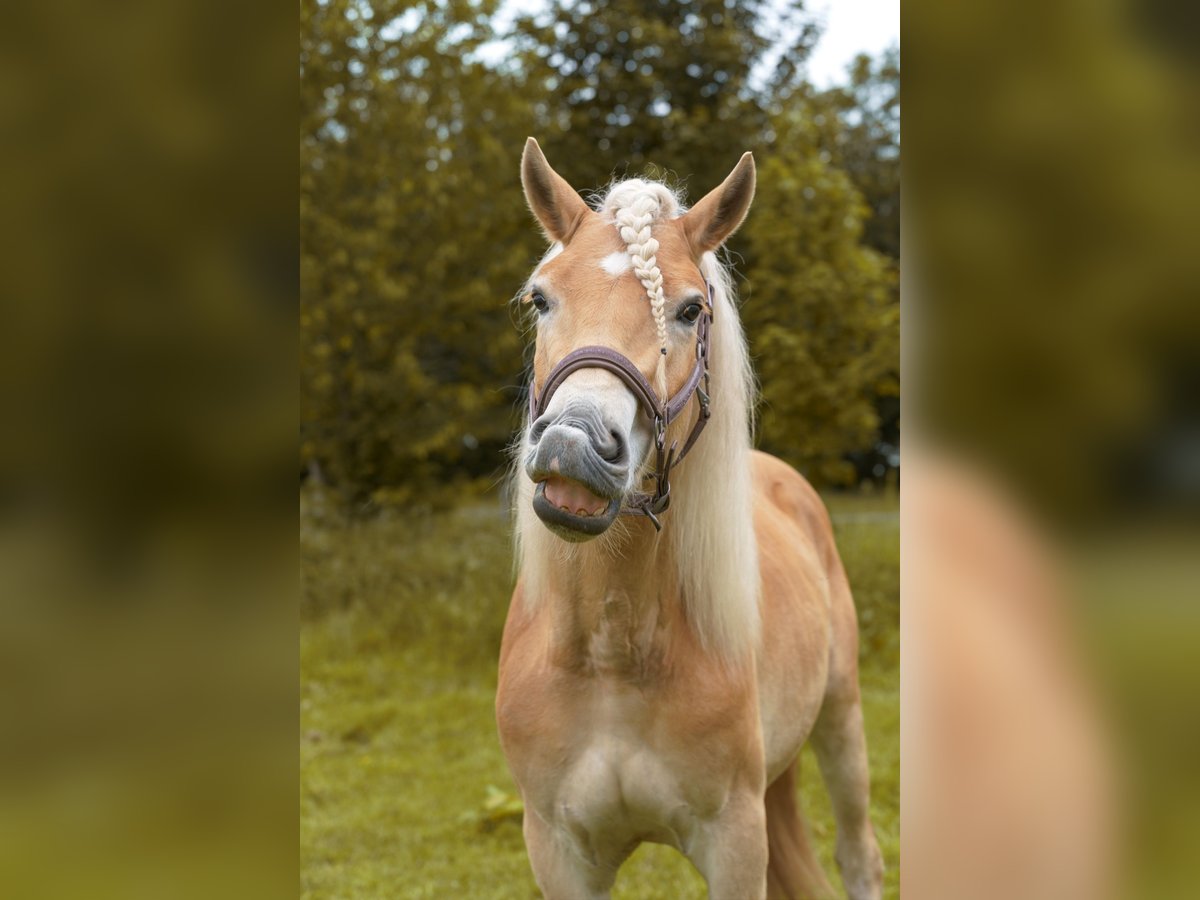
[536,517,687,675]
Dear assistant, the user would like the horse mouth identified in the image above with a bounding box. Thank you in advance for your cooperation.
[532,477,621,541]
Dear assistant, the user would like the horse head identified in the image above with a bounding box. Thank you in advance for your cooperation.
[519,138,755,541]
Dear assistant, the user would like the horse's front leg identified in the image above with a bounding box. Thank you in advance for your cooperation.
[690,792,769,900]
[523,808,620,900]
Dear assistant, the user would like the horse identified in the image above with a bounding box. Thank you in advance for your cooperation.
[496,137,884,900]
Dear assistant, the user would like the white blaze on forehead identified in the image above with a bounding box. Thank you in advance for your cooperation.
[598,250,631,277]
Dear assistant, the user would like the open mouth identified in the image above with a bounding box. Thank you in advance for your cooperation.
[532,476,621,540]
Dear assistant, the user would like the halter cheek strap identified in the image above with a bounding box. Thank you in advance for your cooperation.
[528,280,714,530]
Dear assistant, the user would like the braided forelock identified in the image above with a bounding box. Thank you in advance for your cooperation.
[612,191,670,395]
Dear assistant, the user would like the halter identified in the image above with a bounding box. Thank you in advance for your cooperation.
[528,280,714,530]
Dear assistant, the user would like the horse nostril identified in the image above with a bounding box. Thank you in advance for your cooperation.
[598,429,626,464]
[530,416,552,442]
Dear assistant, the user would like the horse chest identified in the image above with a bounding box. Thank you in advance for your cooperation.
[498,589,762,858]
[502,670,743,856]
[557,714,701,850]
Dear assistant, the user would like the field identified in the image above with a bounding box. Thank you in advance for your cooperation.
[301,488,898,898]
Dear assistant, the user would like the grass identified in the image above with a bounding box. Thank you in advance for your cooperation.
[301,487,898,898]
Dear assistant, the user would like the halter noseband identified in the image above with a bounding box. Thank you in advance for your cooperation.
[528,281,714,530]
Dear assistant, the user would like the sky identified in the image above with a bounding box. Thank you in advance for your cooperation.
[804,0,899,87]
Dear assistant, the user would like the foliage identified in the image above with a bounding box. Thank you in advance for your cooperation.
[300,0,900,503]
[300,0,541,499]
[753,50,902,485]
[816,48,901,260]
[742,105,898,484]
[509,0,817,194]
[906,0,1199,522]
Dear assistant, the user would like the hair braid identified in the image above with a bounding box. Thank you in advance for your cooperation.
[613,193,669,395]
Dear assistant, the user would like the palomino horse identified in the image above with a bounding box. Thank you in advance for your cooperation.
[496,138,884,900]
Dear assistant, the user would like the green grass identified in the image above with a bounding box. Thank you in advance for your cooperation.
[301,488,898,898]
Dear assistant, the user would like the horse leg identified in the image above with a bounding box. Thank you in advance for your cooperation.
[690,793,769,900]
[810,692,884,900]
[522,810,619,900]
[764,761,835,899]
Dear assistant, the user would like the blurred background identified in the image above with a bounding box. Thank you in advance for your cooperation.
[1,0,1194,896]
[300,0,900,505]
[300,1,901,897]
[905,0,1200,896]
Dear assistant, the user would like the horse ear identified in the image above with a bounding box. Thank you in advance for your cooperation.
[682,152,756,256]
[521,137,591,244]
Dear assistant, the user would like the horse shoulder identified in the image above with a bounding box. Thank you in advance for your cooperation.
[749,449,835,595]
[748,451,845,774]
[496,580,557,762]
[750,451,838,561]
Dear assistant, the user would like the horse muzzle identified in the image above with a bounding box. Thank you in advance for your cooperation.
[527,414,628,542]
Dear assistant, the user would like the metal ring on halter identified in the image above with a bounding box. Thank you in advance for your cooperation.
[528,279,715,530]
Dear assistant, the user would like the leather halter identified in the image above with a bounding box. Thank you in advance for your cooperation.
[528,281,714,530]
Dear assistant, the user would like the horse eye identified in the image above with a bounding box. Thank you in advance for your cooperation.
[531,290,549,313]
[678,302,702,324]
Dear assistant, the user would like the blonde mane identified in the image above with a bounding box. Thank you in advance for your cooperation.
[512,180,761,661]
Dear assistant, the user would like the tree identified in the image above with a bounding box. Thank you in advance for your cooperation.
[816,47,900,259]
[742,106,898,485]
[510,0,817,195]
[299,0,901,503]
[301,0,543,500]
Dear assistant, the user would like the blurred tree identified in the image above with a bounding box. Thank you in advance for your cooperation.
[742,107,898,485]
[299,0,900,504]
[816,47,900,259]
[907,0,1200,521]
[301,0,542,501]
[511,0,818,194]
[804,49,901,482]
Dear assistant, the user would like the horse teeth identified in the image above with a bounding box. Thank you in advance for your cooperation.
[577,507,591,516]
